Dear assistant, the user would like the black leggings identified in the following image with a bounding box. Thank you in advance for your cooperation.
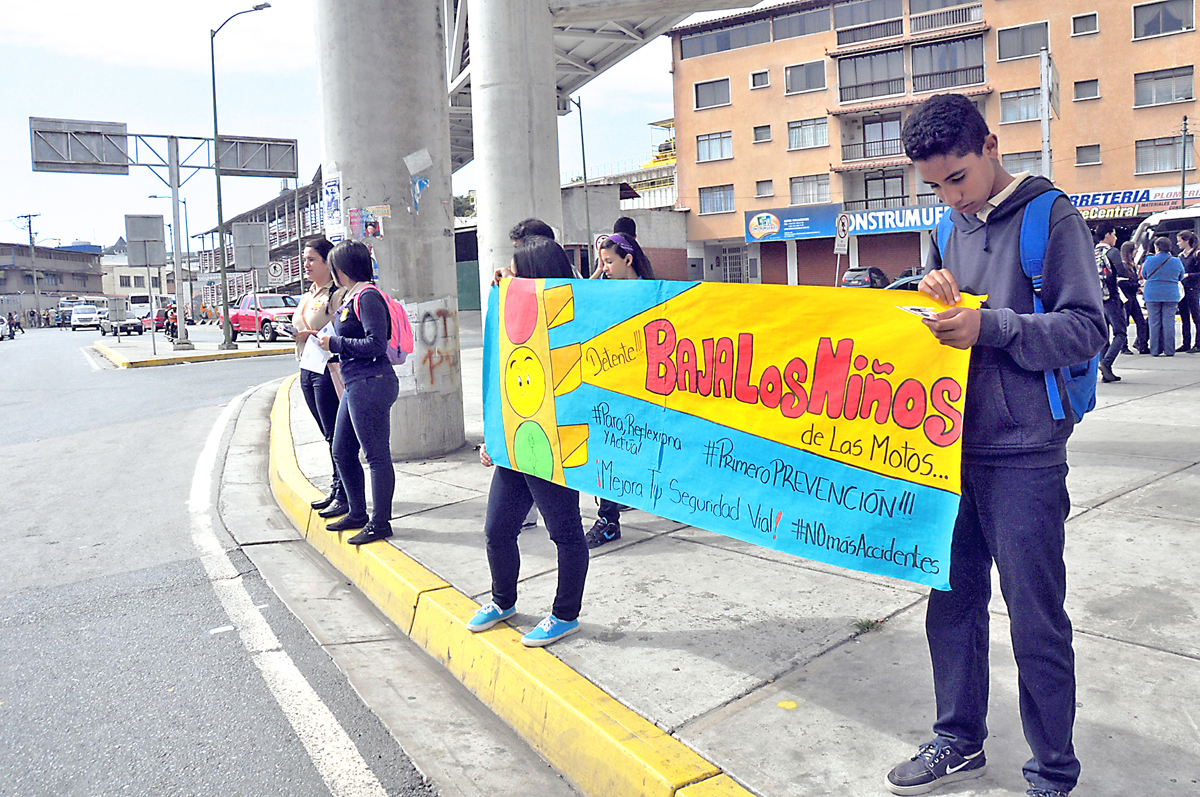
[300,367,343,500]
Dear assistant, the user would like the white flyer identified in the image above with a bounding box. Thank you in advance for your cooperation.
[299,323,334,374]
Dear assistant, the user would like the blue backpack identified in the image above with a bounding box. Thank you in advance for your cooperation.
[935,190,1099,424]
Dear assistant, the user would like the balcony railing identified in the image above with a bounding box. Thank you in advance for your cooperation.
[910,3,983,34]
[840,77,906,102]
[914,193,941,206]
[842,137,905,161]
[836,18,903,46]
[913,65,984,93]
[843,196,908,210]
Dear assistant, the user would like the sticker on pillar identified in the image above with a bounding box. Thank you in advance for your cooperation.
[403,148,433,175]
[411,176,430,214]
[323,171,344,234]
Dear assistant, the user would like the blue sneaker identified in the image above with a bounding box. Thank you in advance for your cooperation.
[885,739,985,795]
[467,601,515,632]
[521,614,579,647]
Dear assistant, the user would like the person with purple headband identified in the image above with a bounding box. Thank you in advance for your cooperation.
[585,230,656,549]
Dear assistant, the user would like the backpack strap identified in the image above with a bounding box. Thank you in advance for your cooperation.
[934,209,954,259]
[350,283,393,339]
[1018,189,1068,421]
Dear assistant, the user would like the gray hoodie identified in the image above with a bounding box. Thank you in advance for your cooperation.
[927,175,1107,466]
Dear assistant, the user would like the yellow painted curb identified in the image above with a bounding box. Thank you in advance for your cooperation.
[267,374,757,797]
[93,339,291,368]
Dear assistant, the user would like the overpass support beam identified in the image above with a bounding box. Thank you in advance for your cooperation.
[468,0,564,306]
[315,0,465,459]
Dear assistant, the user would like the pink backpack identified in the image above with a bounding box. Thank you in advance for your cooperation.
[352,284,415,365]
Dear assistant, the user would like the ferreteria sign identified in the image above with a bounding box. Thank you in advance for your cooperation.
[483,279,985,589]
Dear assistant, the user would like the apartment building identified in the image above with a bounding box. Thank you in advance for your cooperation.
[671,0,1197,285]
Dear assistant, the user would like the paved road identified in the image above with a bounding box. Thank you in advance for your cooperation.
[0,327,436,796]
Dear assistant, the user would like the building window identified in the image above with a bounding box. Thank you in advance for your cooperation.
[1134,0,1194,39]
[753,124,772,143]
[912,36,984,92]
[790,174,831,205]
[750,70,769,89]
[997,21,1048,60]
[773,7,831,39]
[699,184,736,214]
[910,0,973,12]
[1135,66,1194,106]
[1074,79,1100,100]
[23,274,35,286]
[119,275,132,288]
[681,20,771,58]
[756,180,775,198]
[838,49,904,101]
[864,168,906,208]
[843,113,903,160]
[44,274,60,286]
[1000,88,1042,123]
[1002,150,1048,176]
[151,277,161,289]
[788,117,829,150]
[1071,13,1098,36]
[73,275,87,287]
[1076,145,1102,165]
[1135,135,1195,173]
[697,131,733,162]
[134,275,145,288]
[785,60,826,94]
[834,0,904,45]
[695,78,731,109]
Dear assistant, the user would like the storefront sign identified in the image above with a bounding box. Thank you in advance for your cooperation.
[745,205,842,242]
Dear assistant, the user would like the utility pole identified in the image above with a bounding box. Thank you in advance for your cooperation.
[570,96,593,275]
[17,213,41,327]
[1182,115,1189,210]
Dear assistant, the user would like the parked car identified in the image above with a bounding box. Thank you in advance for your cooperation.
[100,315,144,335]
[0,315,9,340]
[220,293,299,342]
[840,266,890,288]
[142,309,168,331]
[70,304,101,330]
[884,274,923,291]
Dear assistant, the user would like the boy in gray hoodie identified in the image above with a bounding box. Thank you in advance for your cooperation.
[883,94,1106,797]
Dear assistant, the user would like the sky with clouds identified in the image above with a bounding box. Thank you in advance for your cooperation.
[0,1,769,250]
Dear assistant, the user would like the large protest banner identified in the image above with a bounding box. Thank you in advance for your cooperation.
[482,280,981,590]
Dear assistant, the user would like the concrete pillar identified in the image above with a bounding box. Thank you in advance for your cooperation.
[468,0,563,308]
[315,0,465,458]
[786,238,798,285]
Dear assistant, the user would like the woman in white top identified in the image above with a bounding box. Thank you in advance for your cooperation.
[294,239,348,515]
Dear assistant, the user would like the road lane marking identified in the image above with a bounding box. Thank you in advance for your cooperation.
[79,347,101,371]
[191,385,388,797]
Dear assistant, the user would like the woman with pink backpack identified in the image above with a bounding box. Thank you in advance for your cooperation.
[296,240,399,545]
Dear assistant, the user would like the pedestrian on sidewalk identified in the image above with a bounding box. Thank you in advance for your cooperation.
[294,238,348,519]
[1176,231,1200,352]
[298,240,398,546]
[470,236,589,648]
[1118,241,1148,354]
[1143,236,1185,357]
[1094,221,1126,382]
[887,93,1105,797]
[585,231,657,549]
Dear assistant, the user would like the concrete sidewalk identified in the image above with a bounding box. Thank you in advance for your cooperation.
[93,324,292,367]
[270,310,1200,797]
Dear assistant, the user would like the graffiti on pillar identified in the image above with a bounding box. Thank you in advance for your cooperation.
[396,295,460,397]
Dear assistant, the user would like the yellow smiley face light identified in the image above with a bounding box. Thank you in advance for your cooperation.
[504,346,546,418]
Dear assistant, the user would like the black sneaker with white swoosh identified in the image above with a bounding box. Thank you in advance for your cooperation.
[884,739,986,795]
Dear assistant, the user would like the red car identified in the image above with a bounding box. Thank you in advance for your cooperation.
[220,293,298,342]
[142,309,168,330]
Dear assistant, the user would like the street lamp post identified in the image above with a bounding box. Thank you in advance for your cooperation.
[211,2,271,350]
[17,213,41,326]
[568,96,593,275]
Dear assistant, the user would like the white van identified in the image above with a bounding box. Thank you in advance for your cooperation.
[70,304,101,330]
[1131,207,1200,263]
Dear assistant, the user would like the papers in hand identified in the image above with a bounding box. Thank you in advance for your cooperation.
[299,323,334,374]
